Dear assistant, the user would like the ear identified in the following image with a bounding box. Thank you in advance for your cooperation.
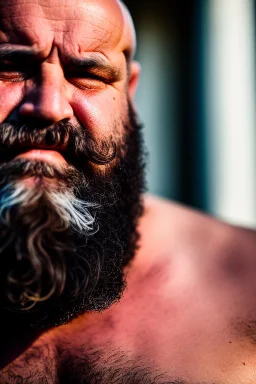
[128,60,141,102]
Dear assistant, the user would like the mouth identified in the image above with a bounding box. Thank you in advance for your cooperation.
[0,144,68,168]
[15,149,67,167]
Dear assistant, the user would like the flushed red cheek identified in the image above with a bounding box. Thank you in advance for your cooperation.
[0,84,24,123]
[71,90,123,137]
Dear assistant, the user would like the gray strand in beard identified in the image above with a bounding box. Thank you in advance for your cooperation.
[0,120,117,313]
[0,160,101,310]
[0,110,145,329]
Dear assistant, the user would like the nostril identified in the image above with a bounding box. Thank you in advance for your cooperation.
[19,102,36,116]
[16,115,57,129]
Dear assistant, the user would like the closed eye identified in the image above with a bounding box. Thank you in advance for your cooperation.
[66,70,112,83]
[65,70,114,90]
[0,62,34,82]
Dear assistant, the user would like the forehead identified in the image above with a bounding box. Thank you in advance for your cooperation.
[0,0,125,57]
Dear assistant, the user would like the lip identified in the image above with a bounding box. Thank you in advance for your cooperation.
[15,149,67,166]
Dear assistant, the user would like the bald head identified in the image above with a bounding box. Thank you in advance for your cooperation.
[0,0,137,60]
[118,0,137,60]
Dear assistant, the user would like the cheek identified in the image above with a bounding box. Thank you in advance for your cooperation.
[0,84,24,123]
[70,90,123,137]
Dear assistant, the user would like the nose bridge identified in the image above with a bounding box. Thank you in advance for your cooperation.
[19,51,73,123]
[39,63,65,111]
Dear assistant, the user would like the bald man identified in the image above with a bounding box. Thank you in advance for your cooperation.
[0,0,255,383]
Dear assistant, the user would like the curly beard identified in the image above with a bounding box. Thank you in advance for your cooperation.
[0,102,146,330]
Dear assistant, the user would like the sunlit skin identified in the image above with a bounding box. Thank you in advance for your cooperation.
[0,1,256,383]
[0,0,139,148]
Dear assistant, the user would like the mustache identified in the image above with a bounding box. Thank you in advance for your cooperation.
[0,119,117,168]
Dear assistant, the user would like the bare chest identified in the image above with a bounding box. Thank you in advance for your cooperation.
[56,326,256,384]
[2,318,256,384]
[54,270,256,384]
[3,259,256,384]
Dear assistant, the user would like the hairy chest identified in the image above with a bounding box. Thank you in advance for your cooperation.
[3,260,256,384]
[2,321,256,384]
[54,287,256,384]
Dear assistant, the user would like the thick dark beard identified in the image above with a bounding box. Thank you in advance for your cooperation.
[0,103,146,330]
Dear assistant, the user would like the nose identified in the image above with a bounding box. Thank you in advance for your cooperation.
[18,63,73,124]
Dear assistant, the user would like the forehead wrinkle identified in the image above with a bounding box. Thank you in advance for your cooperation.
[0,1,125,56]
[76,2,124,48]
[0,0,134,66]
[40,1,124,41]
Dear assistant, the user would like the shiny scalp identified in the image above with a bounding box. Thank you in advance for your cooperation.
[117,0,137,60]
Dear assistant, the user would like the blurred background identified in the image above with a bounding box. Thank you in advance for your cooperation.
[125,0,256,229]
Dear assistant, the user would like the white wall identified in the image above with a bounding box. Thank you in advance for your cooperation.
[206,0,256,228]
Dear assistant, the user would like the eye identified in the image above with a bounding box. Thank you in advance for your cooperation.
[66,71,108,90]
[0,63,29,82]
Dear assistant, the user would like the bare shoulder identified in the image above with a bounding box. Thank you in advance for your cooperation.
[141,193,256,255]
[133,195,256,384]
[138,193,256,318]
[139,193,256,298]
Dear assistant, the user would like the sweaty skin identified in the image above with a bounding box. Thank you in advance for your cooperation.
[0,1,256,383]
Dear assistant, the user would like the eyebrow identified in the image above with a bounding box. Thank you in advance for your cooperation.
[0,47,122,81]
[0,47,39,62]
[64,56,122,81]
